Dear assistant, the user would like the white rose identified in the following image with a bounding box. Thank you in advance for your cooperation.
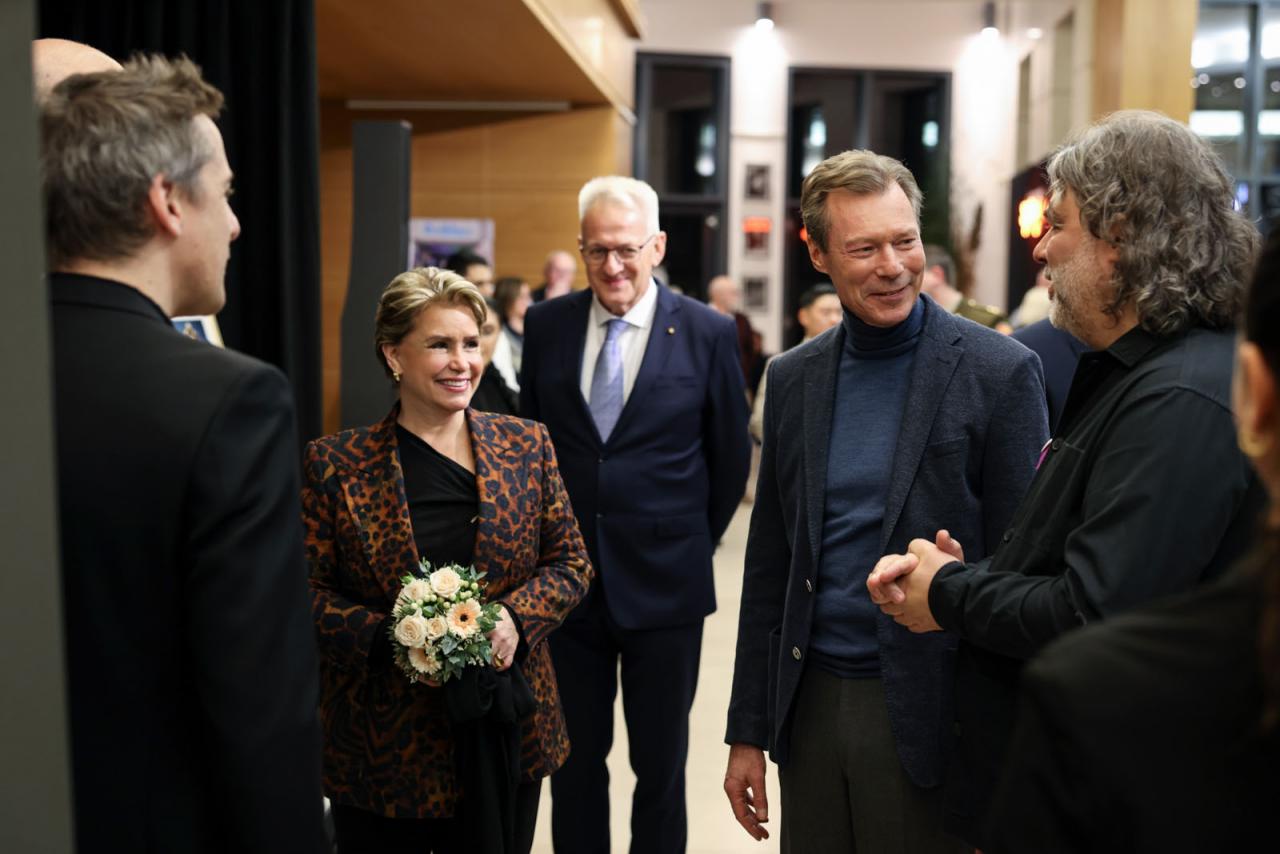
[399,578,432,605]
[394,614,430,648]
[429,567,463,599]
[424,616,448,641]
[408,645,441,675]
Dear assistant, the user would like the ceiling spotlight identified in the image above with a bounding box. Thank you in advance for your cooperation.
[982,1,998,37]
[756,2,775,31]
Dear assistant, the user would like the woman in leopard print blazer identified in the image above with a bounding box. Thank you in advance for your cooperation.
[302,267,591,852]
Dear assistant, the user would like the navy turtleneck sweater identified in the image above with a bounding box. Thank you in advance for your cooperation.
[809,297,925,678]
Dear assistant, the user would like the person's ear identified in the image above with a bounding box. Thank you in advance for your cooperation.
[381,342,402,378]
[146,174,183,239]
[1235,341,1278,460]
[806,236,829,274]
[651,231,668,266]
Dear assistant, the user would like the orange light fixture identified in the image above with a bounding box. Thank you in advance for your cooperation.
[1018,193,1047,239]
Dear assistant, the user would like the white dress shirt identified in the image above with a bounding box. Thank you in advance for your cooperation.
[579,279,660,406]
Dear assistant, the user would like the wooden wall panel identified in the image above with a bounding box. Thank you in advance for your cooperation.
[524,0,639,113]
[319,103,633,433]
[1091,0,1196,122]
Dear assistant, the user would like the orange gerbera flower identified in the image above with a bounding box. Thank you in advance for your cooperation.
[447,599,482,639]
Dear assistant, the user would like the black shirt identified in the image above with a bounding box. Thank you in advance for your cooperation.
[395,424,478,569]
[470,364,519,416]
[928,325,1266,845]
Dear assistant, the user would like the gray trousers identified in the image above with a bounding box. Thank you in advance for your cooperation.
[780,668,964,854]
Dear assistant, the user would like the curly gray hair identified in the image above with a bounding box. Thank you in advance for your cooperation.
[1047,110,1258,335]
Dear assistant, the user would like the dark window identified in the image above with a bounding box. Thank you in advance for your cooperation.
[635,53,730,300]
[782,68,950,346]
[1193,0,1280,227]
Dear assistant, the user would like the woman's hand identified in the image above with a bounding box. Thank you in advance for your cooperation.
[488,605,519,672]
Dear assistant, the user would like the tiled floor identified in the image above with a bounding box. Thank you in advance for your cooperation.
[531,501,781,853]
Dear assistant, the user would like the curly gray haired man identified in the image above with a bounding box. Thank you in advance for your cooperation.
[866,109,1268,848]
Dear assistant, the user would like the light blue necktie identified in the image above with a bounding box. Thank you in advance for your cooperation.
[589,318,628,441]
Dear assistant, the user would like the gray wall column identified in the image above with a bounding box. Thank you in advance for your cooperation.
[0,1,76,851]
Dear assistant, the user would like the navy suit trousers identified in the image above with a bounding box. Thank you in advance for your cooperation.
[549,591,703,854]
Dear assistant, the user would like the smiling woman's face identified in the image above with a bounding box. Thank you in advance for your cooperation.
[806,185,925,328]
[381,303,482,417]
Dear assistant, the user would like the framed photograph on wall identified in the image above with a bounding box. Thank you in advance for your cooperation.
[745,164,770,200]
[744,276,768,311]
[408,218,496,270]
[744,216,772,256]
[172,316,224,347]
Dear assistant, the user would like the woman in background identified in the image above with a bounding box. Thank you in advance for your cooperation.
[986,232,1280,852]
[493,276,532,377]
[302,267,590,853]
[471,297,520,416]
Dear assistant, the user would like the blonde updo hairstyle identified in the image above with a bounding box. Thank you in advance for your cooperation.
[374,266,488,378]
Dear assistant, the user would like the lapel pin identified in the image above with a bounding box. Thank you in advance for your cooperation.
[667,326,675,335]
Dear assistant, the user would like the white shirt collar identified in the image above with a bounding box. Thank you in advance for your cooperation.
[589,278,660,331]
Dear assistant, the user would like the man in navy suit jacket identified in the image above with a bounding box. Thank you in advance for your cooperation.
[1012,316,1088,432]
[723,150,1048,851]
[521,176,751,853]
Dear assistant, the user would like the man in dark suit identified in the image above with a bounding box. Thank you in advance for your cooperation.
[723,150,1048,851]
[40,52,326,852]
[521,176,751,853]
[1012,316,1087,432]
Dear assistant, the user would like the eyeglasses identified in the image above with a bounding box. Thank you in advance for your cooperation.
[581,234,657,266]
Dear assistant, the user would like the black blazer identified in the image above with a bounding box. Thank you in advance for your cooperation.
[521,284,751,630]
[726,297,1049,786]
[50,274,326,853]
[988,562,1280,853]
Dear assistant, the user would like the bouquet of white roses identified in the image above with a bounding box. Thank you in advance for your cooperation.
[389,560,503,684]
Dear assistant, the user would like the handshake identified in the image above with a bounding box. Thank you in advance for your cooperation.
[865,530,966,633]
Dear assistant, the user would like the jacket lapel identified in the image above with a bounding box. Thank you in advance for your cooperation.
[342,409,421,602]
[564,290,595,429]
[803,326,842,565]
[879,299,962,552]
[467,411,512,582]
[607,284,679,444]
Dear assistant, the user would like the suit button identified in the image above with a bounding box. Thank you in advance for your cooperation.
[1051,439,1062,451]
[791,646,802,660]
[804,578,813,593]
[599,456,606,463]
[1002,529,1013,543]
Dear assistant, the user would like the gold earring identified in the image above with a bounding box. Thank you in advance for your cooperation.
[392,370,402,384]
[1238,430,1271,458]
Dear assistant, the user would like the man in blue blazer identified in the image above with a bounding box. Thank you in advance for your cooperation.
[723,150,1048,851]
[521,176,751,853]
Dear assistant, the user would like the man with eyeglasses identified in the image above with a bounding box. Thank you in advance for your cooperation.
[521,175,751,853]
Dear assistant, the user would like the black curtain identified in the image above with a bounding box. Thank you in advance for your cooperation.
[38,0,323,442]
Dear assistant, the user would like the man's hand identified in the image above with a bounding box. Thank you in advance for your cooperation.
[487,605,519,672]
[867,551,918,605]
[934,528,964,563]
[887,538,956,632]
[868,535,964,633]
[724,743,770,841]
